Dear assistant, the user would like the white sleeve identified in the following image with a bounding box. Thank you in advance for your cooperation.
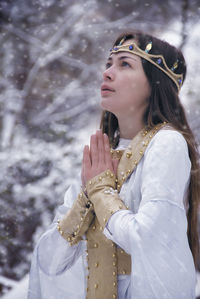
[32,182,85,276]
[104,130,196,298]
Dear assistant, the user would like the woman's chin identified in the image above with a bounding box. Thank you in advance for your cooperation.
[100,98,114,112]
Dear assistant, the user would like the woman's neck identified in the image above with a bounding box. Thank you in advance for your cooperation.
[118,115,146,139]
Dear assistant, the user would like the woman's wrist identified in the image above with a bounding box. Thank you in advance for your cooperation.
[81,185,88,197]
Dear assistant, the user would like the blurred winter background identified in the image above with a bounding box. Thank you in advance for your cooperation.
[0,0,200,298]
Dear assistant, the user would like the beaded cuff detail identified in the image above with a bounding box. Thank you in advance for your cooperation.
[57,190,94,246]
[86,170,127,230]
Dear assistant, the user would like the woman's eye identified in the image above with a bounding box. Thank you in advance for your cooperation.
[121,61,131,67]
[105,63,112,69]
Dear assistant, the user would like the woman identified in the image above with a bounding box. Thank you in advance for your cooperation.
[28,31,200,299]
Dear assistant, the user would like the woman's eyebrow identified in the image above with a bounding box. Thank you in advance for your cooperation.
[107,55,138,63]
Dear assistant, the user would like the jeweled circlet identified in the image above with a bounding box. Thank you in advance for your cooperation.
[110,40,183,92]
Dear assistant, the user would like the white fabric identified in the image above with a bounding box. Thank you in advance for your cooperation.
[28,128,196,299]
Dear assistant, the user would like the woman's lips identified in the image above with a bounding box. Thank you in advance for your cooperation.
[101,89,115,96]
[101,84,115,96]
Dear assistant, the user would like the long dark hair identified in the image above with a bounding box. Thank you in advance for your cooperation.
[100,31,200,268]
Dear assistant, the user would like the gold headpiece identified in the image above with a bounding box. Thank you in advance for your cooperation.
[110,40,183,92]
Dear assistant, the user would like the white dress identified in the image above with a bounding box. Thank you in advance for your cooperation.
[28,128,196,299]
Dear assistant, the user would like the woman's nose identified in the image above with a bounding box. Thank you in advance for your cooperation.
[103,67,114,81]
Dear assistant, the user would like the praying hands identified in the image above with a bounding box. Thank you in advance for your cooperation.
[81,130,119,188]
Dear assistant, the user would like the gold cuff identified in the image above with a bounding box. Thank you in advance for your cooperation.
[86,170,127,230]
[57,190,94,245]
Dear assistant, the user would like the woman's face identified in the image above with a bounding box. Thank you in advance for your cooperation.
[100,40,151,119]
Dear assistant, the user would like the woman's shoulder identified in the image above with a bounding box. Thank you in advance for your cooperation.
[154,124,187,143]
[145,125,189,156]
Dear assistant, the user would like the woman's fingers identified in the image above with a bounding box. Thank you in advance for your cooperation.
[104,133,113,170]
[81,160,85,187]
[81,145,92,184]
[90,134,98,166]
[96,130,105,165]
[85,131,117,180]
[83,145,91,169]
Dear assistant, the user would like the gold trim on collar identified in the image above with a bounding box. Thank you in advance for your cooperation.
[116,122,167,191]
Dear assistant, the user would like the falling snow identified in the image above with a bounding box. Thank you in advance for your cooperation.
[0,0,200,298]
